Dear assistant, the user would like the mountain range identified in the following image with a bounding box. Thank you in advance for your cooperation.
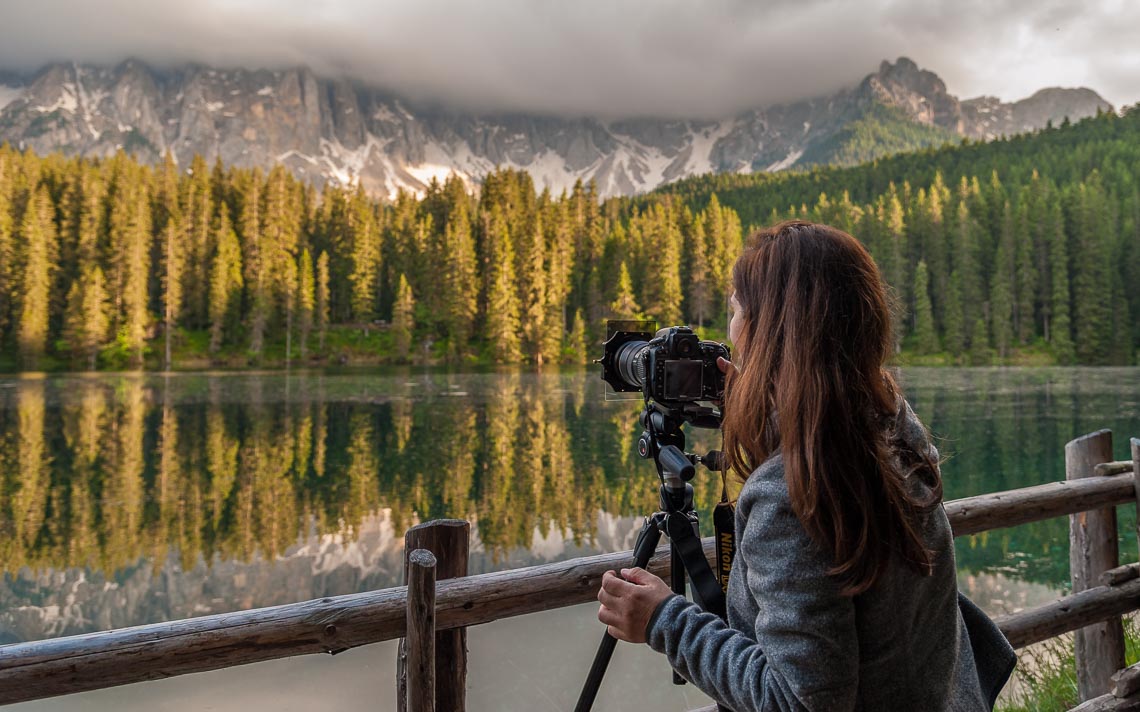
[0,57,1112,198]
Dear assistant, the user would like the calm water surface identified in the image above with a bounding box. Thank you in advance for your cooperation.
[2,367,1139,711]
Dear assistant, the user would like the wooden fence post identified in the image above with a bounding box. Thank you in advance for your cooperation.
[1130,439,1140,555]
[396,519,470,712]
[406,549,437,712]
[1067,430,1125,701]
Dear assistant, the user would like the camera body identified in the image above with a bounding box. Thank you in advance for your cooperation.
[600,325,729,408]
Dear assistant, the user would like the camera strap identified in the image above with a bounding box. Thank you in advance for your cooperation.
[713,472,736,595]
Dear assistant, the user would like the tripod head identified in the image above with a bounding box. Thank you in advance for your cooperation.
[636,402,723,511]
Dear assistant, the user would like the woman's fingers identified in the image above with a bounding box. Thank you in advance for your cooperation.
[597,603,621,628]
[607,625,631,642]
[716,356,734,374]
[601,570,634,595]
[597,585,620,609]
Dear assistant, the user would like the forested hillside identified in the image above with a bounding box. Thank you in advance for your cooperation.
[655,108,1140,364]
[0,147,742,369]
[0,105,1137,370]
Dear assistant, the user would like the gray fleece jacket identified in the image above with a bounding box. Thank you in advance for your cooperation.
[645,402,1015,711]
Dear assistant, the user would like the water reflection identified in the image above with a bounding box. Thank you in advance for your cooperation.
[0,368,1138,644]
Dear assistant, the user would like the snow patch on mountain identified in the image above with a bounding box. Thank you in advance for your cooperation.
[766,148,804,172]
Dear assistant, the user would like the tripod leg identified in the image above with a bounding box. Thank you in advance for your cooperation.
[669,544,687,685]
[575,516,663,712]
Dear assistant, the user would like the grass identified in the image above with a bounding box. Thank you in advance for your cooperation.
[998,616,1140,712]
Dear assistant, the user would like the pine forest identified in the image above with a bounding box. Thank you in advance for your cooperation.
[0,107,1138,370]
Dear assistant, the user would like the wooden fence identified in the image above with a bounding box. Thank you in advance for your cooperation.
[0,431,1139,710]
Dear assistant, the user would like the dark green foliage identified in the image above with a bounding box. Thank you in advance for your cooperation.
[648,107,1140,365]
[799,102,958,167]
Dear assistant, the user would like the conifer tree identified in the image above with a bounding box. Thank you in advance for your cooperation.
[990,202,1015,359]
[1013,198,1037,344]
[63,266,109,370]
[517,213,547,363]
[683,214,711,328]
[182,154,213,327]
[60,165,104,330]
[316,251,331,353]
[542,200,574,361]
[912,261,938,354]
[567,308,587,364]
[1072,179,1113,364]
[239,171,268,358]
[348,186,381,325]
[482,209,521,362]
[281,252,298,366]
[442,203,477,360]
[16,187,55,367]
[953,199,983,332]
[263,165,301,361]
[208,206,243,355]
[161,210,184,371]
[1048,202,1075,364]
[943,271,965,358]
[609,262,643,320]
[881,192,907,345]
[297,249,315,359]
[0,154,12,348]
[969,316,991,366]
[122,184,152,368]
[640,203,683,325]
[392,273,416,362]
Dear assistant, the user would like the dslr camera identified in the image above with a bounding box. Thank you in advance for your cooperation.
[599,324,729,425]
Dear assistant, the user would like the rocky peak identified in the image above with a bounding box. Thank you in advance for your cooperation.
[860,57,962,131]
[960,86,1113,139]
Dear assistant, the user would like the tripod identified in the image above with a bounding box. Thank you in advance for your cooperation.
[575,403,726,712]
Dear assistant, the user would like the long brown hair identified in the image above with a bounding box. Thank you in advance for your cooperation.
[722,220,941,595]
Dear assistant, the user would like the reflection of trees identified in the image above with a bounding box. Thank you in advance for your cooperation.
[0,369,1134,587]
[9,381,50,566]
[103,379,146,572]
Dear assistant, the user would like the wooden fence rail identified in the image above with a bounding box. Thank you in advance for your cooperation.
[0,445,1137,707]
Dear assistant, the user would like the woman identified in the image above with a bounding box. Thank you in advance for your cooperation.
[596,221,1014,711]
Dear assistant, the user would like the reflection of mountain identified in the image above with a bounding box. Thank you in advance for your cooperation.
[0,508,645,644]
[1,368,1138,643]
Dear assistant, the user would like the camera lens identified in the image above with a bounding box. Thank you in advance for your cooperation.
[615,340,650,389]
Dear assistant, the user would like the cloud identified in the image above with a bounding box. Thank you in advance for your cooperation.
[0,0,1134,118]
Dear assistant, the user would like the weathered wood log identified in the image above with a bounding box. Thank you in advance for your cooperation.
[994,576,1140,649]
[1069,430,1126,701]
[1113,663,1140,698]
[406,550,437,712]
[1100,564,1140,587]
[397,520,469,712]
[1095,462,1135,477]
[1069,693,1140,711]
[946,475,1136,537]
[0,540,693,705]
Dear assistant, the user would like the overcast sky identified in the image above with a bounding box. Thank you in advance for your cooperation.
[0,0,1136,118]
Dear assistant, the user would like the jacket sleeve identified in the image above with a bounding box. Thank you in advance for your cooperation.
[645,464,859,711]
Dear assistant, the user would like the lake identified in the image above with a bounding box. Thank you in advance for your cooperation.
[2,367,1139,711]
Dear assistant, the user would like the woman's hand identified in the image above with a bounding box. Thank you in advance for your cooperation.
[714,356,735,408]
[596,567,674,644]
